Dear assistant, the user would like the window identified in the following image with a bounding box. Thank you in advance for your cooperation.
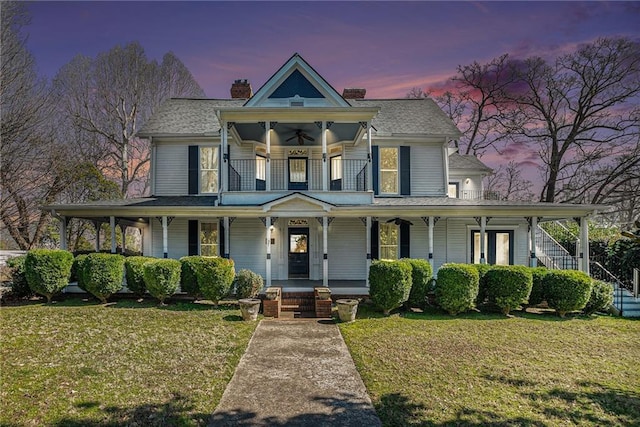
[380,223,399,260]
[471,230,513,265]
[380,147,398,194]
[448,182,459,198]
[200,222,218,256]
[200,147,218,193]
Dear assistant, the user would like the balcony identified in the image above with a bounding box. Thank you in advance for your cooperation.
[458,190,503,201]
[228,158,368,192]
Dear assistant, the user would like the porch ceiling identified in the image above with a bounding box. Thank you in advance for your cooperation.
[233,122,362,146]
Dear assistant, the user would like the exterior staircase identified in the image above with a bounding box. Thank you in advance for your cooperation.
[280,292,317,318]
[535,223,640,317]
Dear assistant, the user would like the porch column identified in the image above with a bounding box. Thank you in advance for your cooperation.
[93,221,101,252]
[162,216,168,258]
[366,122,373,191]
[110,216,117,254]
[223,216,230,258]
[366,216,372,287]
[119,223,127,255]
[322,216,328,287]
[59,216,68,251]
[266,216,272,287]
[265,121,271,192]
[222,121,228,192]
[480,216,487,264]
[580,216,590,274]
[530,216,538,267]
[321,121,328,191]
[428,216,435,269]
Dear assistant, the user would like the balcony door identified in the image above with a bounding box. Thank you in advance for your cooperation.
[288,227,309,278]
[288,158,308,190]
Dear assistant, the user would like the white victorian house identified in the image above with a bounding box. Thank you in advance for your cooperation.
[45,54,602,295]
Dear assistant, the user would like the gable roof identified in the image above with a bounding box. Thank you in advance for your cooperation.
[350,99,461,137]
[448,153,493,173]
[244,53,350,107]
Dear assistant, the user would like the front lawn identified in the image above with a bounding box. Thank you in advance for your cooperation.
[340,307,640,426]
[0,298,257,426]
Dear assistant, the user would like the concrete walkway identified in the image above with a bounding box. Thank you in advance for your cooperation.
[210,320,381,427]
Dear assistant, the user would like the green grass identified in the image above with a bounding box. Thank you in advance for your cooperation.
[0,298,257,426]
[339,306,640,426]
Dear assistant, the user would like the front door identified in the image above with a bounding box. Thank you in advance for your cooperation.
[288,227,309,278]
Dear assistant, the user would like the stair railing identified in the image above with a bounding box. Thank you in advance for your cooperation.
[535,225,578,270]
[590,261,627,316]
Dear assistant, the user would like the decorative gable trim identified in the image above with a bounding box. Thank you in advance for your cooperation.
[245,53,350,108]
[260,192,335,213]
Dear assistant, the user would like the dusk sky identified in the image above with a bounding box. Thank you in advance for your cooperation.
[26,1,640,99]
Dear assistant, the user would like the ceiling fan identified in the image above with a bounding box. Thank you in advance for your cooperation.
[386,218,413,226]
[286,129,315,145]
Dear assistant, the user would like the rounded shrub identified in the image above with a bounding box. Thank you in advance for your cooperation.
[179,256,205,298]
[401,258,433,308]
[143,258,181,304]
[72,254,89,292]
[543,270,593,317]
[24,249,73,303]
[124,256,153,297]
[195,257,235,305]
[527,267,550,308]
[6,255,32,298]
[470,263,492,305]
[368,260,412,315]
[485,265,533,315]
[583,280,614,315]
[84,253,125,304]
[434,263,479,315]
[234,269,264,299]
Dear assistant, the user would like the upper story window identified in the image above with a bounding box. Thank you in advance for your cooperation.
[200,147,218,193]
[380,223,399,260]
[380,147,398,194]
[448,182,459,198]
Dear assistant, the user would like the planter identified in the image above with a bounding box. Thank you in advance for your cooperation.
[265,287,280,300]
[336,299,359,323]
[315,287,332,300]
[238,298,261,321]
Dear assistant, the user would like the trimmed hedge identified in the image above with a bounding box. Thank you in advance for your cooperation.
[143,259,181,304]
[527,267,550,308]
[84,253,125,304]
[434,263,479,315]
[125,256,153,297]
[369,260,412,315]
[234,269,264,299]
[195,257,235,305]
[543,270,593,317]
[6,255,32,298]
[470,263,492,305]
[24,249,73,303]
[179,256,205,298]
[402,258,433,308]
[485,265,533,315]
[72,254,89,292]
[583,280,614,315]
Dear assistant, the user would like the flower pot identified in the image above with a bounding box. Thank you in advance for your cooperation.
[239,298,261,321]
[336,299,359,323]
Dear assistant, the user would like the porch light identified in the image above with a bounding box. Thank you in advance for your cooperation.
[465,178,471,184]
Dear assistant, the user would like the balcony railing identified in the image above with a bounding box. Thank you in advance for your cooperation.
[458,190,503,200]
[228,159,368,192]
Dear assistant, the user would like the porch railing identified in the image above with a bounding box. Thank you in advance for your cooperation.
[228,158,368,192]
[458,190,503,200]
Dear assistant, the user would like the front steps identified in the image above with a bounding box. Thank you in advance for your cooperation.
[613,285,640,317]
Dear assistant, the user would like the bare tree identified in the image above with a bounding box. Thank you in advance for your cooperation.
[503,38,640,202]
[53,43,205,197]
[484,161,535,201]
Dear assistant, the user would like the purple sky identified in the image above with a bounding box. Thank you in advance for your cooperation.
[26,1,640,99]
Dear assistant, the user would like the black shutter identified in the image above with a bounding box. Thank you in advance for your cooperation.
[371,220,379,260]
[219,219,226,258]
[400,222,410,258]
[188,220,198,255]
[188,145,199,195]
[400,146,411,195]
[372,145,379,195]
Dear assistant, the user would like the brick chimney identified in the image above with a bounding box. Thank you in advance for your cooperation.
[342,88,366,99]
[230,79,252,99]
